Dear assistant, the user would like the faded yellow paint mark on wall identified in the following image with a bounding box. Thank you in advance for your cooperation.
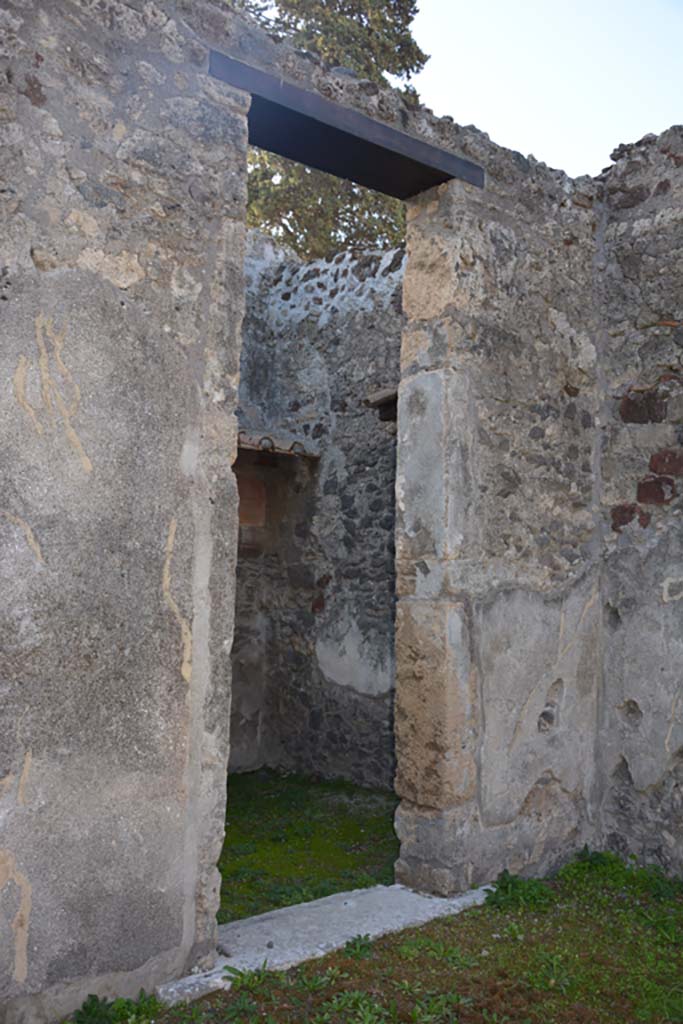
[16,752,32,807]
[50,382,93,473]
[557,584,599,661]
[665,687,683,755]
[162,517,192,684]
[1,512,44,564]
[13,356,43,435]
[13,316,92,473]
[0,850,32,984]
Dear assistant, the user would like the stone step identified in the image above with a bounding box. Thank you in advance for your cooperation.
[158,883,488,1006]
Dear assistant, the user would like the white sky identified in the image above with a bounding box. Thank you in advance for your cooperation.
[408,0,683,177]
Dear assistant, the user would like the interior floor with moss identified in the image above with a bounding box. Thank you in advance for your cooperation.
[217,769,400,923]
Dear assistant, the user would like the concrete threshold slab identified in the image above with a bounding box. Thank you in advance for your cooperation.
[158,883,488,1007]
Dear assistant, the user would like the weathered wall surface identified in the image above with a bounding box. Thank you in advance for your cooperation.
[394,126,683,894]
[597,130,683,870]
[232,234,403,789]
[394,140,603,893]
[0,2,248,1018]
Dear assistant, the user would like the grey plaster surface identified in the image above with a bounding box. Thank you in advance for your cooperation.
[158,883,488,1006]
[1,2,248,1018]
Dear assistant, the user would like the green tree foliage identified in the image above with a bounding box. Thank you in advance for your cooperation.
[239,1,428,260]
[242,0,427,84]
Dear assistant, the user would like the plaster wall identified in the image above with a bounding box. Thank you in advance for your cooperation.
[0,2,248,1018]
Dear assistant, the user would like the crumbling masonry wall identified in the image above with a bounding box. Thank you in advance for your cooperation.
[231,234,403,789]
[394,127,683,892]
[0,2,248,1019]
[598,132,683,869]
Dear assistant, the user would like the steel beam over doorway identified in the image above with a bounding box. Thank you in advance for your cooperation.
[208,50,485,198]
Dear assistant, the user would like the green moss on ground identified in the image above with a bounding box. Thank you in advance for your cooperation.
[160,850,683,1024]
[217,769,399,922]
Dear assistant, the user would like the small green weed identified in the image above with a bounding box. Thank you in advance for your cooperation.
[485,869,554,910]
[70,991,162,1024]
[223,991,259,1022]
[343,933,374,959]
[501,919,524,941]
[525,950,572,995]
[393,978,424,995]
[410,991,465,1022]
[397,935,474,968]
[314,990,393,1023]
[295,971,332,993]
[223,960,274,993]
[169,1007,204,1024]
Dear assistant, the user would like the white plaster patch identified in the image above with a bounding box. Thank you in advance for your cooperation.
[548,307,596,371]
[171,265,202,301]
[77,248,145,289]
[180,436,199,478]
[316,619,392,696]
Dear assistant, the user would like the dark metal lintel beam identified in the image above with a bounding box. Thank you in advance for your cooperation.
[208,49,484,198]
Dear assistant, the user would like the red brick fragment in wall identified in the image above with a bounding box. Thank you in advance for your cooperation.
[311,594,325,614]
[611,503,651,532]
[619,390,667,423]
[637,475,676,505]
[649,449,683,476]
[237,476,267,526]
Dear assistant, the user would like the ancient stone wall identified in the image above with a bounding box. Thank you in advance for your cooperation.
[597,130,683,870]
[394,141,603,893]
[231,233,403,789]
[394,127,683,894]
[0,2,248,1018]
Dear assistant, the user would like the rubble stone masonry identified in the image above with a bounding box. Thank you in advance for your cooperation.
[231,233,403,789]
[395,128,683,892]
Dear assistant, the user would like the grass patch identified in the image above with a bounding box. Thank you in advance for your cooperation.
[159,849,683,1024]
[217,769,399,922]
[68,991,162,1024]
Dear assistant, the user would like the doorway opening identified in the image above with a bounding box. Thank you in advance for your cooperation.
[205,47,483,925]
[219,224,405,923]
